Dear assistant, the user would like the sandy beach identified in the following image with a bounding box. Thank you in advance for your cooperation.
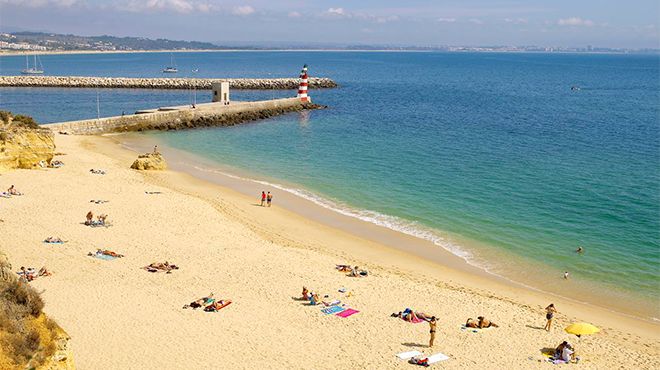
[0,133,658,369]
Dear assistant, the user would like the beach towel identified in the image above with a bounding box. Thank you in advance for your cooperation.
[336,308,359,318]
[425,353,450,364]
[396,351,422,360]
[461,325,492,333]
[91,253,117,260]
[406,316,425,324]
[321,306,345,315]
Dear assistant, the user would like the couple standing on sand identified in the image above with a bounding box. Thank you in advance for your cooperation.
[260,191,273,207]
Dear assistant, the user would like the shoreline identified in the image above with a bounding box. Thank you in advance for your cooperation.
[117,132,660,323]
[1,133,657,368]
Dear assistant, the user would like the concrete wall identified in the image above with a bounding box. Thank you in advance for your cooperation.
[43,98,313,135]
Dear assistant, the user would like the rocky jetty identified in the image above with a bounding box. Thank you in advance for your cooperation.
[131,152,167,171]
[0,76,337,90]
[0,111,55,171]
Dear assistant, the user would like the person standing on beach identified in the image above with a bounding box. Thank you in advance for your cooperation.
[544,303,557,331]
[260,191,266,207]
[428,316,437,347]
[267,192,273,207]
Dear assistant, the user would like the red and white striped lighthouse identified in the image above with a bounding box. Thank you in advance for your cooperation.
[297,64,310,102]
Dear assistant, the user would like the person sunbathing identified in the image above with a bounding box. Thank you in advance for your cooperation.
[204,299,231,312]
[37,266,52,276]
[183,293,215,309]
[349,266,369,277]
[19,266,36,282]
[96,214,108,226]
[477,316,498,328]
[145,261,178,272]
[465,318,479,328]
[93,249,123,258]
[302,286,309,300]
[336,264,352,272]
[309,293,321,306]
[392,308,420,322]
[7,185,21,196]
[44,236,64,243]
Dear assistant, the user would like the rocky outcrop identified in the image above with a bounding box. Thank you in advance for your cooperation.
[0,112,55,171]
[131,152,167,170]
[0,76,338,90]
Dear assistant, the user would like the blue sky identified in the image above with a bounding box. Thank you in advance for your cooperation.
[1,0,658,48]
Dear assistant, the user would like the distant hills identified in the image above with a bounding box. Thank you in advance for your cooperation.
[0,31,657,54]
[0,32,229,52]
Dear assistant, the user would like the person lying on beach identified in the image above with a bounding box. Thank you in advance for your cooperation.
[7,185,22,196]
[89,169,106,175]
[97,214,108,226]
[143,261,179,273]
[183,293,215,309]
[44,236,64,243]
[335,264,352,272]
[309,293,322,306]
[38,266,52,277]
[90,200,109,204]
[349,266,369,277]
[392,308,421,322]
[476,316,499,329]
[408,356,430,367]
[0,192,10,198]
[204,299,232,312]
[88,249,124,258]
[50,160,64,168]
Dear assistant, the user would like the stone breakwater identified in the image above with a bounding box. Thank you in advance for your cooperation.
[43,98,324,135]
[0,75,337,90]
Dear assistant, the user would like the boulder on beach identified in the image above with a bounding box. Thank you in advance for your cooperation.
[130,152,167,171]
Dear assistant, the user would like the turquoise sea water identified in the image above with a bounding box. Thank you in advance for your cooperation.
[1,52,658,314]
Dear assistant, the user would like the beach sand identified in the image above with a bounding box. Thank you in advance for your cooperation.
[0,134,658,369]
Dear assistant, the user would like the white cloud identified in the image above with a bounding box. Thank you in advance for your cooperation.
[468,18,483,25]
[326,7,345,16]
[288,11,301,18]
[557,17,594,27]
[437,17,456,23]
[232,5,255,15]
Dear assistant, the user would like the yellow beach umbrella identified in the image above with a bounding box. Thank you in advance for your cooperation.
[564,322,600,336]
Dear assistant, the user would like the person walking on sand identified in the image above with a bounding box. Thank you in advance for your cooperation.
[267,192,273,207]
[428,316,437,347]
[564,271,569,279]
[260,191,266,207]
[544,303,557,331]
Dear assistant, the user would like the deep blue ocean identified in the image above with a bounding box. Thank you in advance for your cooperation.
[1,51,658,315]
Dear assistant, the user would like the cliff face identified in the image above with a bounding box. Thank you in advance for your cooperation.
[0,252,75,370]
[0,114,55,171]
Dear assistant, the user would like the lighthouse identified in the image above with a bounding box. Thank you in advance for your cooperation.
[297,64,310,102]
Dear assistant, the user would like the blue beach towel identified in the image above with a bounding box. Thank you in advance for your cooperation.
[321,306,345,315]
[91,253,117,261]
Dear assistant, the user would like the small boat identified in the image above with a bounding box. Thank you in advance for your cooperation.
[21,55,44,75]
[162,54,178,73]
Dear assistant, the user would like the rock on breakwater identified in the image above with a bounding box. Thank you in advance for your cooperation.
[0,75,337,90]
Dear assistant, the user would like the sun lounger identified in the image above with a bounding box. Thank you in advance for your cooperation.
[336,308,359,318]
[396,350,422,360]
[321,306,345,315]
